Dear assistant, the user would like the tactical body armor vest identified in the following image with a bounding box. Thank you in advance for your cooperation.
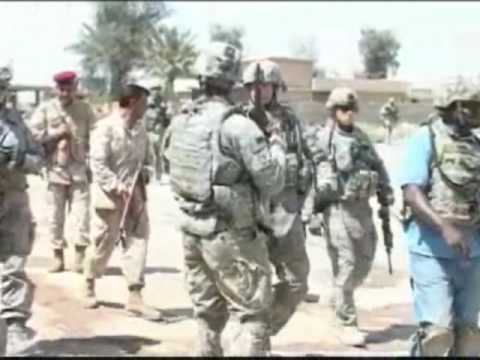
[426,118,480,226]
[316,123,380,205]
[167,97,239,202]
[167,96,255,235]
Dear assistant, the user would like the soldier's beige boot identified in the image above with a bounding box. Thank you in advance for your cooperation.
[335,324,366,347]
[48,249,65,273]
[74,245,86,274]
[83,278,99,309]
[5,319,37,356]
[125,288,162,320]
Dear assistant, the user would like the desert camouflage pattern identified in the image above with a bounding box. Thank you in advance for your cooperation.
[0,106,43,324]
[194,42,242,84]
[29,97,95,185]
[167,92,286,356]
[325,87,359,112]
[312,121,392,326]
[433,78,480,109]
[242,59,285,87]
[426,117,480,226]
[85,111,151,289]
[252,101,312,335]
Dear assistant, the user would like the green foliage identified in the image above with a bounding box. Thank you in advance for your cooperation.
[209,23,245,51]
[68,1,170,99]
[358,28,401,79]
[145,25,198,98]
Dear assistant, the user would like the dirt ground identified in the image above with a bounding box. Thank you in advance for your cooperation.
[16,143,416,356]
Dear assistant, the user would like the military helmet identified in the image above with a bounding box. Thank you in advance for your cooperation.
[194,41,241,84]
[0,59,12,85]
[433,79,480,109]
[325,87,359,111]
[242,59,285,88]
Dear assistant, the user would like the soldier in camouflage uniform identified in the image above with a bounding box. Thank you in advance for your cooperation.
[165,42,286,356]
[82,73,160,320]
[144,86,169,182]
[399,80,480,356]
[0,62,44,355]
[241,60,313,338]
[311,87,394,347]
[28,71,95,274]
[379,97,399,144]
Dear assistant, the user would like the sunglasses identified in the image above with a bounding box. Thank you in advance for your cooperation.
[337,105,355,113]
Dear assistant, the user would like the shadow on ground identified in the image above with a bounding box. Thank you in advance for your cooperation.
[30,335,161,356]
[366,323,415,344]
[98,302,193,323]
[103,266,181,276]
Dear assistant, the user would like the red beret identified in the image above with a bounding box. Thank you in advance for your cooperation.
[53,71,77,84]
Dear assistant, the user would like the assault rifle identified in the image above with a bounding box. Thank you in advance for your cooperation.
[251,63,270,135]
[118,163,146,249]
[377,202,393,275]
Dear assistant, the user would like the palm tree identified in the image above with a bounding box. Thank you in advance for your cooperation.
[145,25,198,98]
[68,1,170,98]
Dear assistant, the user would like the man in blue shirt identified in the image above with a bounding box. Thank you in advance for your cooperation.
[397,80,480,356]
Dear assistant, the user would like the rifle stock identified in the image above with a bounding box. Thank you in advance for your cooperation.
[117,163,144,248]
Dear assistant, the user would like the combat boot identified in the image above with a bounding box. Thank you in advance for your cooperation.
[125,287,162,320]
[5,319,37,356]
[74,245,86,274]
[48,249,65,273]
[83,278,99,309]
[335,323,366,347]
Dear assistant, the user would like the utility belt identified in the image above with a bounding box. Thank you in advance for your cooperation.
[178,182,257,237]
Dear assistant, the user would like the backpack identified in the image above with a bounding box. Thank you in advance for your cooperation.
[167,98,239,203]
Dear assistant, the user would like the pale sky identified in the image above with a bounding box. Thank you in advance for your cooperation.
[1,1,480,87]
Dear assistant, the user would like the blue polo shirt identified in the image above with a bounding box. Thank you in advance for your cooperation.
[395,126,480,259]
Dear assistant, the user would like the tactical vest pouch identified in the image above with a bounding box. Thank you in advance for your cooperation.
[297,161,313,194]
[342,170,378,200]
[213,183,256,230]
[315,161,340,207]
[179,212,218,237]
[285,153,299,188]
[428,124,480,226]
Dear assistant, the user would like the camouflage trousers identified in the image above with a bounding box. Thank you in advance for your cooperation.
[267,215,310,335]
[148,132,164,181]
[46,182,90,250]
[182,227,272,356]
[323,202,377,326]
[0,190,35,321]
[84,206,149,289]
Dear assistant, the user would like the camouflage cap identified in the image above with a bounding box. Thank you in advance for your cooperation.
[194,41,241,84]
[325,87,359,111]
[124,69,151,95]
[242,59,285,88]
[433,79,480,108]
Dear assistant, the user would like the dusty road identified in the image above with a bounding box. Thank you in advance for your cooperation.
[17,143,415,356]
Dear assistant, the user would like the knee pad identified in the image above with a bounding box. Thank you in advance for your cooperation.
[410,325,454,357]
[453,325,480,356]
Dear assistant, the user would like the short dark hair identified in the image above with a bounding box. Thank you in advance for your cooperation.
[118,84,149,108]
